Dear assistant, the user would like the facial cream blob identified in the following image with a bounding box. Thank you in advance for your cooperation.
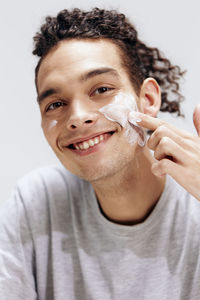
[99,93,146,146]
[48,120,58,130]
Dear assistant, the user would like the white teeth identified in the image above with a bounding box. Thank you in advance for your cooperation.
[88,139,95,146]
[73,133,107,151]
[94,137,99,144]
[100,134,104,141]
[83,142,89,150]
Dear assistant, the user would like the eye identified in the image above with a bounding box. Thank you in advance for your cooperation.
[93,86,114,95]
[46,101,66,112]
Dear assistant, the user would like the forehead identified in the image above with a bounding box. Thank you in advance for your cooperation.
[37,39,125,91]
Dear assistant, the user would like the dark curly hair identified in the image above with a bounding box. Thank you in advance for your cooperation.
[33,8,185,116]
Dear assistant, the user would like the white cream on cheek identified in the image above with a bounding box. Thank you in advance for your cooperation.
[99,92,146,146]
[42,119,58,139]
[48,120,58,131]
[42,120,59,147]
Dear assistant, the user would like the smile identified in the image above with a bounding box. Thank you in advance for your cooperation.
[67,131,115,154]
[74,134,104,150]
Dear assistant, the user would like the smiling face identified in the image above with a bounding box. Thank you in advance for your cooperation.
[37,38,143,182]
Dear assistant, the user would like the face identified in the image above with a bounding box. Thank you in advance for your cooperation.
[37,39,142,182]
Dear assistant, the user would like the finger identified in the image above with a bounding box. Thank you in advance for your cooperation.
[151,158,184,178]
[148,124,191,151]
[153,136,188,163]
[129,112,165,131]
[193,104,200,136]
[152,159,200,200]
[129,112,193,139]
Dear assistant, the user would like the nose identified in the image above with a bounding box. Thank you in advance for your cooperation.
[66,100,99,131]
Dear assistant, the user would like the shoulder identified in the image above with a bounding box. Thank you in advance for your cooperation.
[1,165,87,232]
[164,175,200,234]
[165,175,200,212]
[15,163,85,207]
[14,164,85,204]
[16,164,80,194]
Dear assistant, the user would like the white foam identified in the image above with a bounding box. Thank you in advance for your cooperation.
[99,93,146,146]
[48,120,58,130]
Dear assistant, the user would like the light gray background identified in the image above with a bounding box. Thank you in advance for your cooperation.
[1,0,199,203]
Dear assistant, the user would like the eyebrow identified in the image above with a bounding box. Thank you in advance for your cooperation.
[37,88,58,104]
[80,67,120,82]
[38,67,120,104]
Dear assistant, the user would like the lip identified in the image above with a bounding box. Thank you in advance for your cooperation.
[68,131,114,156]
[65,130,115,147]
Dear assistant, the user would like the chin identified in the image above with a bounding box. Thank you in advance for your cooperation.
[62,161,116,182]
[78,167,116,183]
[62,154,133,183]
[58,140,139,182]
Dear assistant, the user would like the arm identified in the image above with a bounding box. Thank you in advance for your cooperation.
[0,187,37,299]
[128,104,200,201]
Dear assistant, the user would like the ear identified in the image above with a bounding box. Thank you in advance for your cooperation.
[139,78,161,117]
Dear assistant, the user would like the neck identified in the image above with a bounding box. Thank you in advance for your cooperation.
[91,147,166,225]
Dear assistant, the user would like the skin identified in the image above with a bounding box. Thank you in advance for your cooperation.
[129,106,200,201]
[37,38,192,225]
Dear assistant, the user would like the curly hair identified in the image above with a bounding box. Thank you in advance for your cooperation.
[33,8,185,116]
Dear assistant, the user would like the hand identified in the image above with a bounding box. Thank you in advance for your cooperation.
[129,105,200,201]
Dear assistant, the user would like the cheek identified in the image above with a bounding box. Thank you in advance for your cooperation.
[48,120,58,130]
[99,92,145,147]
[42,119,59,147]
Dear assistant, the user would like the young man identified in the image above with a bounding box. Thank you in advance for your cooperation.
[1,7,200,299]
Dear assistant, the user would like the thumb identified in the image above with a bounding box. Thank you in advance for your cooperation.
[193,104,200,136]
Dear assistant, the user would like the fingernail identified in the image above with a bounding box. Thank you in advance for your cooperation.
[136,118,142,123]
[128,117,142,126]
[129,111,140,118]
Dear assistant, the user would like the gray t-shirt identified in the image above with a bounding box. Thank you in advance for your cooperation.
[0,165,200,300]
